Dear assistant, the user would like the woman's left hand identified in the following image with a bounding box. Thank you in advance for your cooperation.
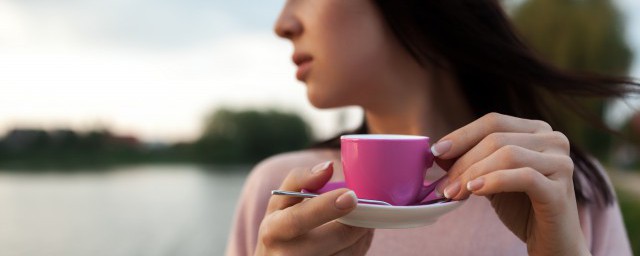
[433,112,590,255]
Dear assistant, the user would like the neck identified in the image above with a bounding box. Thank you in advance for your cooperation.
[364,68,474,141]
[365,106,450,140]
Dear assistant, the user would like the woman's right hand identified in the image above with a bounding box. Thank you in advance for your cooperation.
[255,161,374,256]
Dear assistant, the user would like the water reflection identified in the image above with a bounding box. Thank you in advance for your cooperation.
[0,165,248,256]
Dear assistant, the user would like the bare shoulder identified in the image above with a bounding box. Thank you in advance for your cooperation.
[247,148,340,188]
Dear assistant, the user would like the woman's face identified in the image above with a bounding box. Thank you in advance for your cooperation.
[274,0,425,109]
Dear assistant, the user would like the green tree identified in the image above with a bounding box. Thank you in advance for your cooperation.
[196,108,313,164]
[511,0,633,159]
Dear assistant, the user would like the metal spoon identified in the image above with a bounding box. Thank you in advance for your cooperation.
[271,190,393,206]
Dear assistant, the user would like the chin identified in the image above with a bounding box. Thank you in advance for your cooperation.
[305,79,356,109]
[306,90,343,109]
[307,95,333,109]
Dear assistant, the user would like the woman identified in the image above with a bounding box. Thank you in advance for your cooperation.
[227,0,637,255]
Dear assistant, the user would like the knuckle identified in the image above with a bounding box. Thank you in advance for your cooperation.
[519,167,540,187]
[535,120,553,132]
[551,131,571,152]
[484,112,503,120]
[485,133,508,151]
[483,112,504,128]
[281,209,304,238]
[497,145,522,164]
[259,216,279,248]
[559,155,575,174]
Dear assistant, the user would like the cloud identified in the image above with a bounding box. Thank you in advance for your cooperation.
[0,30,359,142]
[2,0,635,139]
[0,0,359,142]
[1,0,283,49]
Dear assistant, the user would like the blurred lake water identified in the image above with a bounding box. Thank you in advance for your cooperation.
[0,165,249,256]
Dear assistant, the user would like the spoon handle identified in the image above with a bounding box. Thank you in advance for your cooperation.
[271,190,392,206]
[271,190,320,199]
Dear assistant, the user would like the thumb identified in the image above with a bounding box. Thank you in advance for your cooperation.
[268,161,334,212]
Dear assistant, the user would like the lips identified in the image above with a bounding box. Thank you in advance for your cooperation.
[292,53,312,66]
[292,52,313,81]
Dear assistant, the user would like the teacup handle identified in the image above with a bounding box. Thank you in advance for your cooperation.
[416,151,441,202]
[417,175,447,203]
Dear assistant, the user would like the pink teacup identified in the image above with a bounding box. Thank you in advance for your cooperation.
[341,134,435,206]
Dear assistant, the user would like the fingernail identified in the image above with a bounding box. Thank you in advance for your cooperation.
[467,178,485,191]
[431,140,452,157]
[434,189,444,198]
[335,190,357,210]
[435,184,446,197]
[435,176,449,197]
[311,161,332,174]
[443,180,461,199]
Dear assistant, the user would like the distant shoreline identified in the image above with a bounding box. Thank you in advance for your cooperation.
[0,160,255,173]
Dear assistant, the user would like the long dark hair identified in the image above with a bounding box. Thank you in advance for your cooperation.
[312,0,640,206]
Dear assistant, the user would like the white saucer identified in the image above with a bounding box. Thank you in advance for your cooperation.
[337,200,464,229]
[311,181,465,229]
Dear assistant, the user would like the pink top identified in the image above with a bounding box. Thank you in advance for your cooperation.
[225,150,632,256]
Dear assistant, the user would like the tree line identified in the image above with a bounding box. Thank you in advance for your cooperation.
[0,108,314,170]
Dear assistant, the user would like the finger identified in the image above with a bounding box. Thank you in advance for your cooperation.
[466,167,557,205]
[433,113,553,160]
[436,132,565,190]
[444,145,573,200]
[331,229,375,256]
[290,223,371,255]
[266,188,358,241]
[436,131,570,196]
[447,132,569,176]
[267,161,334,212]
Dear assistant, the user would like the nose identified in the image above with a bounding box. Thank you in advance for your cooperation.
[274,1,303,40]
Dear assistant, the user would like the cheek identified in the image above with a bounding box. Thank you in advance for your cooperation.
[305,53,382,109]
[308,46,390,108]
[307,8,391,108]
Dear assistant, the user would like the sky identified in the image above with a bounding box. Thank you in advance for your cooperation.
[0,0,639,142]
